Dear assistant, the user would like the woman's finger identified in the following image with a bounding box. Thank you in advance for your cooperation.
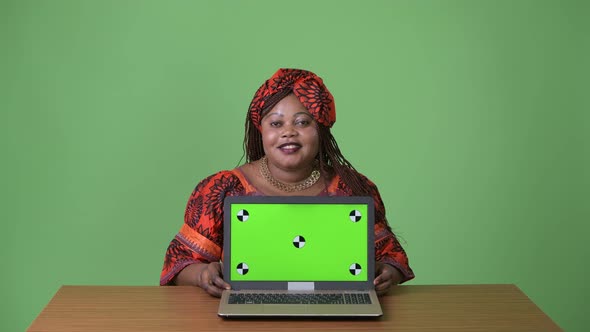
[212,274,230,290]
[206,283,224,297]
[374,265,392,284]
[199,269,211,288]
[375,279,393,296]
[375,278,393,290]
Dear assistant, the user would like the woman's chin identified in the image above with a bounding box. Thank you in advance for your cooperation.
[282,156,315,167]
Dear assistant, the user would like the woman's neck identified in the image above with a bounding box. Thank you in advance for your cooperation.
[257,156,322,193]
[266,162,315,184]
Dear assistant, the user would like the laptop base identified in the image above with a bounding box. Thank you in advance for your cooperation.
[218,290,383,317]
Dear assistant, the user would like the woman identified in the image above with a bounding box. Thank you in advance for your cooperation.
[160,68,414,297]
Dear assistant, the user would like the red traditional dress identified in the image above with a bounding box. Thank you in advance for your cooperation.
[160,169,414,285]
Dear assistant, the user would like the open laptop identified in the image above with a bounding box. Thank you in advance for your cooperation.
[218,196,382,317]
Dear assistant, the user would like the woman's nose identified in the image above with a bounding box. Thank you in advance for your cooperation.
[281,124,297,137]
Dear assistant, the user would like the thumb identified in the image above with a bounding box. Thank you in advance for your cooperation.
[374,274,382,285]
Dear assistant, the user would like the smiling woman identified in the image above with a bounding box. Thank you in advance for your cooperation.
[159,69,415,297]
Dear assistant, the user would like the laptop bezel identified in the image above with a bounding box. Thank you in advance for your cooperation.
[222,195,375,291]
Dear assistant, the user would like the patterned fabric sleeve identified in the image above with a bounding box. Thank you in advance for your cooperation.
[367,178,415,283]
[160,171,245,285]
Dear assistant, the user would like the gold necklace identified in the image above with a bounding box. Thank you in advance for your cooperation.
[259,155,320,192]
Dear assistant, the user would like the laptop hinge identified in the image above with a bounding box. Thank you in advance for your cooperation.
[288,282,314,291]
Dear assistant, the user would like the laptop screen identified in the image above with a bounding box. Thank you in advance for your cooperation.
[223,196,375,288]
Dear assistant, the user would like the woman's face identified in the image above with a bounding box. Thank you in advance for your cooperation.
[260,94,320,172]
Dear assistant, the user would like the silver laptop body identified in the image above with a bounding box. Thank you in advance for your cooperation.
[218,196,382,317]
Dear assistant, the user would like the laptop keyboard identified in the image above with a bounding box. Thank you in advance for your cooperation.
[228,293,372,305]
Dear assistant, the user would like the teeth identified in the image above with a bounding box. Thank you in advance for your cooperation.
[281,144,299,149]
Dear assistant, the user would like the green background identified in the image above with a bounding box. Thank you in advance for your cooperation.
[230,204,368,281]
[1,0,588,330]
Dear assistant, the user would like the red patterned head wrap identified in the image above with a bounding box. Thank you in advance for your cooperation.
[248,68,336,130]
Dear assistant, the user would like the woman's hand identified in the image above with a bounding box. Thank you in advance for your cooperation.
[196,262,231,297]
[374,262,403,296]
[175,262,231,297]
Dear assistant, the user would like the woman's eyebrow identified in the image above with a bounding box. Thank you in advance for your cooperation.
[264,112,283,117]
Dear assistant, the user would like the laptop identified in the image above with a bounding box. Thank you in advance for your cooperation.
[218,195,382,317]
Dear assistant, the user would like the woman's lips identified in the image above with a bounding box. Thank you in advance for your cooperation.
[278,143,301,154]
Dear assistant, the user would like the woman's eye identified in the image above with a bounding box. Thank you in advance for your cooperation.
[296,120,310,126]
[270,121,282,127]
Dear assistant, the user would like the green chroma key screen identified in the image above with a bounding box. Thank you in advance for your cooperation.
[229,203,368,281]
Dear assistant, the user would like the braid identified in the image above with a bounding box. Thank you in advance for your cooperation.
[317,125,372,196]
[244,123,264,162]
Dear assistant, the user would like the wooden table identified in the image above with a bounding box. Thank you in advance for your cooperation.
[27,284,561,331]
